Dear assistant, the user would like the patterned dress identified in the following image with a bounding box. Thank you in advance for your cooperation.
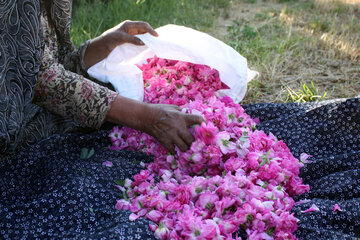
[0,0,117,156]
[33,2,117,129]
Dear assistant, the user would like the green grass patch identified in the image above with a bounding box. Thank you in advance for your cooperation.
[226,12,309,72]
[286,82,327,103]
[71,0,229,46]
[224,0,359,103]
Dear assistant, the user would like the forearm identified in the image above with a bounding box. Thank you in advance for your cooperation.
[34,62,117,129]
[83,33,118,69]
[105,95,151,131]
[83,20,156,69]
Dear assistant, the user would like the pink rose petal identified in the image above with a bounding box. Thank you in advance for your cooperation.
[301,203,320,213]
[129,213,140,221]
[333,204,342,212]
[102,161,113,167]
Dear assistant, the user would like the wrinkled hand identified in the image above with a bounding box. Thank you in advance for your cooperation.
[142,104,204,154]
[84,20,158,69]
[102,20,158,49]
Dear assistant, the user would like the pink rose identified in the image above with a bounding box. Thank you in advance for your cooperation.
[195,191,219,210]
[146,210,164,224]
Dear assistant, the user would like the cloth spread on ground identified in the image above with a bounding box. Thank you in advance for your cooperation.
[1,98,360,239]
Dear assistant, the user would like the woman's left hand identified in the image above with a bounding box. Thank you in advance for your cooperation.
[103,20,158,46]
[84,20,158,69]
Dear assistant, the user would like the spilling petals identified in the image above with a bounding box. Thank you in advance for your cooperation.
[102,161,113,167]
[301,204,320,213]
[333,204,342,212]
[110,57,310,239]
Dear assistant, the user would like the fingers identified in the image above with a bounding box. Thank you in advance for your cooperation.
[121,33,144,46]
[148,104,203,154]
[157,127,190,154]
[162,133,190,154]
[162,139,176,155]
[172,105,182,112]
[132,36,144,45]
[135,21,159,37]
[184,114,204,127]
[125,21,159,37]
[172,135,189,153]
[178,128,195,148]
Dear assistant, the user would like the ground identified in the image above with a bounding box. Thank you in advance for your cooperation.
[210,0,360,103]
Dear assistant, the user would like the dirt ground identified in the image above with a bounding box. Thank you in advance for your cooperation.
[209,0,360,103]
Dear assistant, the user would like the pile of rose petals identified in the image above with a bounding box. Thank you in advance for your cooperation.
[110,57,310,240]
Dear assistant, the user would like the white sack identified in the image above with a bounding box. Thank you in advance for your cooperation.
[88,24,258,103]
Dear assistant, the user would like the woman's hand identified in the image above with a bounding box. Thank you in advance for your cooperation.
[84,20,158,69]
[142,104,203,154]
[102,20,158,47]
[106,96,204,154]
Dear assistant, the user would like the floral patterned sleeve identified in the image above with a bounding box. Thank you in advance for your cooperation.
[34,62,117,129]
[33,2,117,129]
[44,0,89,77]
[62,40,90,77]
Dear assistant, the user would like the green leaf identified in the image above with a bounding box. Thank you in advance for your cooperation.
[87,148,95,158]
[89,207,94,213]
[123,191,129,201]
[80,148,89,159]
[205,203,213,210]
[266,227,276,236]
[229,113,236,120]
[260,150,271,166]
[80,147,95,159]
[240,131,249,142]
[114,179,125,186]
[246,214,254,222]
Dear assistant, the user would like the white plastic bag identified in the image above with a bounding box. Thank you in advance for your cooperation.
[88,24,258,103]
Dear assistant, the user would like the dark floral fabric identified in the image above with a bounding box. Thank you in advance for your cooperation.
[0,0,117,156]
[34,1,117,129]
[244,98,360,240]
[0,0,79,156]
[0,130,156,240]
[1,98,360,239]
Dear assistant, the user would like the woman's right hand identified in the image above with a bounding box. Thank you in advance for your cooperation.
[106,95,204,154]
[141,104,204,154]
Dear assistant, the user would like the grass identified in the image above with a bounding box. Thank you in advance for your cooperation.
[285,82,327,103]
[72,0,360,104]
[71,0,230,46]
[220,0,360,104]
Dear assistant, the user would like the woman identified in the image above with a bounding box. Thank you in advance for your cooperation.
[0,0,202,156]
[1,0,360,239]
[0,0,198,238]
